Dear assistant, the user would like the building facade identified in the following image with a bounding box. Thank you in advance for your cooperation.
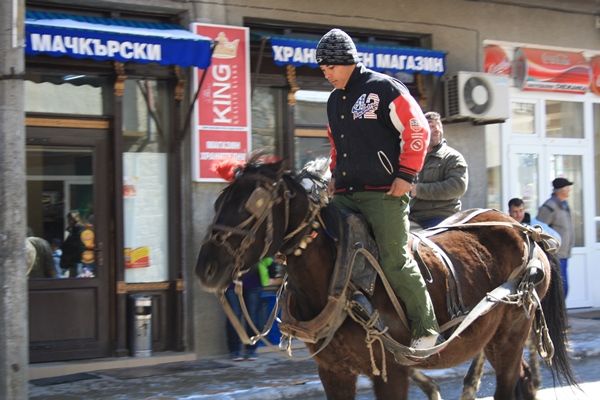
[21,0,600,371]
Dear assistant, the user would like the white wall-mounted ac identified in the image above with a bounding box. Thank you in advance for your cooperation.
[444,71,509,124]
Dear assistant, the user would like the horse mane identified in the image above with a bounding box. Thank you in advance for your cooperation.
[213,151,289,182]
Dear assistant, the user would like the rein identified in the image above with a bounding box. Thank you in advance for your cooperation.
[207,170,331,360]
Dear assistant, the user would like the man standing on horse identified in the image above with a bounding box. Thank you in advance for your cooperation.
[317,28,441,349]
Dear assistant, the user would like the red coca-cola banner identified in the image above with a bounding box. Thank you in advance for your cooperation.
[590,56,600,96]
[484,45,511,75]
[191,24,251,181]
[514,48,591,94]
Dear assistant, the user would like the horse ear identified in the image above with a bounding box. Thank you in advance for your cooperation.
[273,158,289,175]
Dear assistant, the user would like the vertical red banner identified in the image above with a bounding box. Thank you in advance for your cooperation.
[191,24,251,181]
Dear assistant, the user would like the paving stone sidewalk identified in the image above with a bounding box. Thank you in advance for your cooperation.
[28,309,600,399]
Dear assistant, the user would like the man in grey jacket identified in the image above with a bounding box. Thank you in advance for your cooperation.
[536,178,575,297]
[409,111,469,229]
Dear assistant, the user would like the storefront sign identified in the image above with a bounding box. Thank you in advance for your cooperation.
[267,36,446,76]
[514,47,591,94]
[484,45,511,75]
[192,24,251,181]
[25,11,213,68]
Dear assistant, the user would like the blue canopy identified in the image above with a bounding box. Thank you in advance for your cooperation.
[262,35,446,76]
[25,11,214,69]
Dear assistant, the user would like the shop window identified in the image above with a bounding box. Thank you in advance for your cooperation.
[511,101,536,134]
[294,90,330,170]
[25,73,107,115]
[545,100,583,138]
[514,153,539,216]
[122,79,170,283]
[251,87,284,158]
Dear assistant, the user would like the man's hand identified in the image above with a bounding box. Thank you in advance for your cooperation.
[327,178,336,196]
[410,184,418,197]
[387,177,413,197]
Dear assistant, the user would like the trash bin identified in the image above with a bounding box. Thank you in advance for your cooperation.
[129,294,152,357]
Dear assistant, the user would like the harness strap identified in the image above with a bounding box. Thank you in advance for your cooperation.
[412,232,468,316]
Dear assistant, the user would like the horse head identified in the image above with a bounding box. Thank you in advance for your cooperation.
[195,156,317,292]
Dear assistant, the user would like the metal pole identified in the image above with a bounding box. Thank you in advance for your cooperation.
[0,0,29,398]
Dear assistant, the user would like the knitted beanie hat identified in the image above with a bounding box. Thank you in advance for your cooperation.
[316,29,359,66]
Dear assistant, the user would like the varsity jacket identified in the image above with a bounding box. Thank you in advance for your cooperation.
[327,63,429,192]
[409,139,469,221]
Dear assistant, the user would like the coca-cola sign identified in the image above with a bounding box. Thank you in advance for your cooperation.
[514,47,591,94]
[484,45,511,75]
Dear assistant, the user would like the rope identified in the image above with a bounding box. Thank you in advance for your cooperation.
[346,301,389,381]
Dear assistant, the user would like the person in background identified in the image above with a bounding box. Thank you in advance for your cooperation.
[318,28,441,350]
[508,197,561,244]
[409,111,469,229]
[536,178,575,297]
[224,257,277,361]
[60,210,86,278]
[50,238,64,278]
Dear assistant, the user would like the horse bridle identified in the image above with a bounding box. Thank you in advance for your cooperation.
[204,171,324,280]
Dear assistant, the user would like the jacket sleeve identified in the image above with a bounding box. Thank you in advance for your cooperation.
[327,124,337,172]
[416,152,469,200]
[389,93,430,183]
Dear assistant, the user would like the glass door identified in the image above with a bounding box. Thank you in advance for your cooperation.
[508,143,589,307]
[26,126,111,362]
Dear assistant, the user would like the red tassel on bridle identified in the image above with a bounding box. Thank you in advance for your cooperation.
[212,157,246,182]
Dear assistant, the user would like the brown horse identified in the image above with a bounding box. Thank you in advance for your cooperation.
[196,158,576,400]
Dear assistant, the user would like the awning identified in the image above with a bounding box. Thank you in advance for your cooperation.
[253,34,446,76]
[25,11,214,69]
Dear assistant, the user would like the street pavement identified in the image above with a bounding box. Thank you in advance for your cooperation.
[28,308,600,399]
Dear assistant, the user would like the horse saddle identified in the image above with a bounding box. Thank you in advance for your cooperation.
[332,211,379,297]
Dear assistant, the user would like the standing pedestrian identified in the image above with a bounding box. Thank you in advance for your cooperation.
[409,111,468,229]
[317,28,441,349]
[536,178,575,297]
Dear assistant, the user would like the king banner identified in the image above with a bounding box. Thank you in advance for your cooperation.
[191,23,251,181]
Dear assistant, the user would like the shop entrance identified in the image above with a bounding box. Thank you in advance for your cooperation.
[26,122,111,362]
[508,143,589,308]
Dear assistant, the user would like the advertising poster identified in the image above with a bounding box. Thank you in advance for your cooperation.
[514,48,591,94]
[191,23,251,181]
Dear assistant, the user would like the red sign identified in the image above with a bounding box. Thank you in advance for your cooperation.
[484,45,511,75]
[590,56,600,96]
[514,48,591,94]
[191,24,251,181]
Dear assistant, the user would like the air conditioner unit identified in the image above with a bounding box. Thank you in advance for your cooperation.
[444,71,509,124]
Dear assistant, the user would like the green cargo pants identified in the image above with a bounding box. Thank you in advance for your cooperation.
[332,191,439,339]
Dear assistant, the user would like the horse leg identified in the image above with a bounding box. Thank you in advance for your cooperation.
[372,365,410,400]
[516,357,536,400]
[317,365,357,400]
[486,343,534,400]
[410,369,441,400]
[460,351,486,400]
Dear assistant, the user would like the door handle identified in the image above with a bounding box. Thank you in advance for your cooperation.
[94,242,104,267]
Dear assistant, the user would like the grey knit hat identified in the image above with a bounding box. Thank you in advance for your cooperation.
[316,29,359,66]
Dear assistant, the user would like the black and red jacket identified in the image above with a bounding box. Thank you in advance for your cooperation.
[327,63,429,193]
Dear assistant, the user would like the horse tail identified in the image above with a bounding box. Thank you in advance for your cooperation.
[539,250,578,388]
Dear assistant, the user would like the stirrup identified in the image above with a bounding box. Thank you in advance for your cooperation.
[350,291,387,332]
